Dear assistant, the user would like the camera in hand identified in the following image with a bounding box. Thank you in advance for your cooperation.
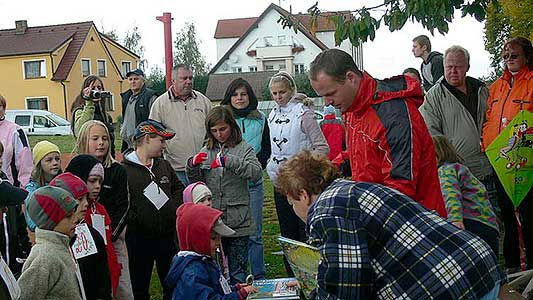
[89,90,111,99]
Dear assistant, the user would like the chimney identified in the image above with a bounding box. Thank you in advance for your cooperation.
[15,20,28,35]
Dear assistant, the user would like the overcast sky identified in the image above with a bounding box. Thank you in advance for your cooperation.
[0,0,493,79]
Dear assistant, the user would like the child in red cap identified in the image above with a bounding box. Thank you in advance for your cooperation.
[51,172,112,300]
[166,203,257,300]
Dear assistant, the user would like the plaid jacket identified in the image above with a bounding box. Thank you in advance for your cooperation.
[307,179,504,300]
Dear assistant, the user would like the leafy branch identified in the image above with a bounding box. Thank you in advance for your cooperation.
[279,0,495,46]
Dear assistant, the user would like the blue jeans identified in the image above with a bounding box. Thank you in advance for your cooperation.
[248,178,266,279]
[222,236,249,285]
[176,170,189,187]
[479,281,501,300]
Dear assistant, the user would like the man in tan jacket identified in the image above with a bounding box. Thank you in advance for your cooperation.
[149,64,212,186]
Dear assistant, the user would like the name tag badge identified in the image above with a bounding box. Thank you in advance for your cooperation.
[219,274,232,294]
[143,181,170,210]
[0,256,21,300]
[91,214,107,245]
[71,223,98,259]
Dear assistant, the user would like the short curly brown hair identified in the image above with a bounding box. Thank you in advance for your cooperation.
[277,150,340,200]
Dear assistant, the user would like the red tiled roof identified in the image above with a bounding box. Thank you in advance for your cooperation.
[0,21,93,81]
[214,10,349,39]
[0,21,93,57]
[214,17,258,39]
[51,22,93,81]
[206,71,276,100]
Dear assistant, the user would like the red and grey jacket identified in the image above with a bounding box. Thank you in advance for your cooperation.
[344,72,446,218]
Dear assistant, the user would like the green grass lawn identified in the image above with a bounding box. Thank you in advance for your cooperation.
[29,134,287,299]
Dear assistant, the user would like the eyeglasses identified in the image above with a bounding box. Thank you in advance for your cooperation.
[503,54,521,61]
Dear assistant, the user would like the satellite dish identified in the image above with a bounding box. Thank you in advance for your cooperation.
[229,54,239,63]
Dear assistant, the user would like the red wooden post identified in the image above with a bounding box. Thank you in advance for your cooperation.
[156,12,173,89]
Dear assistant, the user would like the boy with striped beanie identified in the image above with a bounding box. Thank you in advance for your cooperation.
[17,186,86,300]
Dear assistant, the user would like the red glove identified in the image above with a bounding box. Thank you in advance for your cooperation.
[210,153,225,169]
[192,152,207,166]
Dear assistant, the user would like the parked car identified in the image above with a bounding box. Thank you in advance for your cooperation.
[5,110,72,136]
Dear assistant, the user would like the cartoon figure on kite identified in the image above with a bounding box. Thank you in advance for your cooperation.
[499,120,533,170]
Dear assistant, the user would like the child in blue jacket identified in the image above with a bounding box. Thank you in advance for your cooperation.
[166,203,257,300]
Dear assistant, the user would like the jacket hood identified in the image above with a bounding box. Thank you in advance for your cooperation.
[176,203,222,256]
[165,252,212,289]
[425,51,443,64]
[347,72,424,115]
[123,151,150,168]
[65,154,101,182]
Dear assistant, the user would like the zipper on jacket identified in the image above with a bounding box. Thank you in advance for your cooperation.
[497,87,513,134]
[242,119,246,133]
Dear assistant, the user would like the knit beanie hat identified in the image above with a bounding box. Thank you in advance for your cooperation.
[65,154,101,182]
[183,182,212,204]
[32,141,60,165]
[50,172,89,199]
[89,163,105,180]
[27,185,78,230]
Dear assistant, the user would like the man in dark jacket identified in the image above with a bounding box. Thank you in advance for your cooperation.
[120,69,158,152]
[310,48,446,218]
[123,120,184,300]
[412,35,444,91]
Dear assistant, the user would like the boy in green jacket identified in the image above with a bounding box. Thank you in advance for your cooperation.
[17,186,86,300]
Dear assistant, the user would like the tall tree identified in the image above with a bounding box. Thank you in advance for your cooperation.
[174,22,210,75]
[484,0,532,79]
[123,26,147,70]
[279,0,493,47]
[145,66,166,96]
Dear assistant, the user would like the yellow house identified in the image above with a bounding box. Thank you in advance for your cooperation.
[0,20,140,121]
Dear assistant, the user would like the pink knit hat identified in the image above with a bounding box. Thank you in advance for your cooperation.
[183,182,212,204]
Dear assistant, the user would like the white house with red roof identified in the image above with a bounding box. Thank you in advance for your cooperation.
[206,3,363,100]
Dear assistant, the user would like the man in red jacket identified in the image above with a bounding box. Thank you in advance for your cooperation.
[310,49,446,218]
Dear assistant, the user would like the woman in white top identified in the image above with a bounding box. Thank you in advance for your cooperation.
[266,71,329,276]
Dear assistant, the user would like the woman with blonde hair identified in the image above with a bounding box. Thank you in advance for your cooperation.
[75,120,133,299]
[266,71,328,276]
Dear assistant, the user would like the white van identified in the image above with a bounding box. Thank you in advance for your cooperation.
[5,110,72,136]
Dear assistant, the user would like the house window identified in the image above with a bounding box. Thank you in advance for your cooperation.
[23,60,46,79]
[122,61,132,77]
[81,59,91,77]
[104,94,115,112]
[265,65,274,71]
[294,64,305,74]
[278,64,286,71]
[232,67,242,73]
[263,36,274,47]
[278,35,286,45]
[97,60,107,77]
[249,66,257,72]
[26,97,48,110]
